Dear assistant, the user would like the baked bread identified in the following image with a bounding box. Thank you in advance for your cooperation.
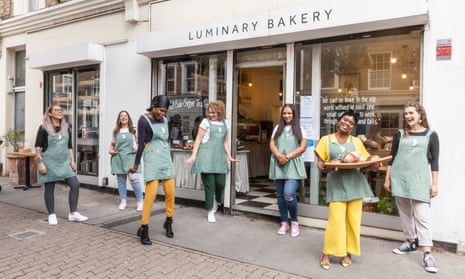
[342,151,362,163]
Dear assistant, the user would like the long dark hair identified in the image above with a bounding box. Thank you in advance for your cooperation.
[112,110,136,138]
[273,104,303,143]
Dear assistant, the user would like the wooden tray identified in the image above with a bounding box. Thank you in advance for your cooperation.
[314,150,392,169]
[324,155,392,169]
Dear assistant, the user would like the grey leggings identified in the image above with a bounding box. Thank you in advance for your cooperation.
[44,176,80,214]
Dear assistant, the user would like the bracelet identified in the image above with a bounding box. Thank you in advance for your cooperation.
[36,158,43,163]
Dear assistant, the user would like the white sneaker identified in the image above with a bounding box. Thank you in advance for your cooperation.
[68,212,88,222]
[136,199,143,212]
[118,199,127,210]
[48,214,57,225]
[213,200,219,213]
[207,210,216,223]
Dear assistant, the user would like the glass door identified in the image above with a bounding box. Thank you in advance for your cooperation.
[46,66,100,177]
[76,69,100,176]
[48,70,74,128]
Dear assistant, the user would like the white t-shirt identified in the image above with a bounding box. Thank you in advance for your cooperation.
[199,118,229,144]
[111,128,137,148]
[271,125,307,139]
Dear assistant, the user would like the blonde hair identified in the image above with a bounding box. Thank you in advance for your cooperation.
[42,105,68,136]
[207,100,226,120]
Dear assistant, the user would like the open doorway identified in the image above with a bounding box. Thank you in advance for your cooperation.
[234,66,284,214]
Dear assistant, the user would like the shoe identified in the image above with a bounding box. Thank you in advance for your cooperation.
[277,222,289,235]
[422,252,438,273]
[137,224,152,245]
[290,221,300,237]
[48,214,57,225]
[207,210,216,223]
[341,254,352,267]
[118,199,127,210]
[320,255,331,270]
[393,239,418,254]
[213,200,219,213]
[136,199,143,212]
[163,217,174,238]
[68,212,88,222]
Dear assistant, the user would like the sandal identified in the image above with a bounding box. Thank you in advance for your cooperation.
[320,255,331,270]
[341,254,352,267]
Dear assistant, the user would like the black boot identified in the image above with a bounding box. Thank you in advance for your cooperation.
[163,217,174,238]
[137,224,152,245]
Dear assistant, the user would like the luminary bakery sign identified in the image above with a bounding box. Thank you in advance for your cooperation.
[188,9,333,42]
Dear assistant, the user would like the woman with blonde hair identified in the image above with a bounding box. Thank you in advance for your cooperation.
[35,104,88,225]
[186,100,238,223]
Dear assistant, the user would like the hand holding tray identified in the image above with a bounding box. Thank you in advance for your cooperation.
[314,150,391,171]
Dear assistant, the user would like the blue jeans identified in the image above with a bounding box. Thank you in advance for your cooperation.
[117,173,143,200]
[274,179,299,222]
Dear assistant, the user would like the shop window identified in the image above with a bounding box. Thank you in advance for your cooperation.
[322,71,338,89]
[295,29,422,214]
[155,53,227,142]
[181,61,198,94]
[380,112,401,137]
[165,63,177,95]
[14,50,26,87]
[368,52,392,89]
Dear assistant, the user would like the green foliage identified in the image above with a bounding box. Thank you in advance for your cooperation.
[377,196,397,215]
[1,129,24,151]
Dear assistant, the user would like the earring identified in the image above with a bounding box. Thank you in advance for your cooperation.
[418,119,423,124]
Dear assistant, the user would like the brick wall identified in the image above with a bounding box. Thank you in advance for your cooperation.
[0,0,13,20]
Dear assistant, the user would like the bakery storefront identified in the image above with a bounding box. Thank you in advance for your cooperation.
[138,0,427,231]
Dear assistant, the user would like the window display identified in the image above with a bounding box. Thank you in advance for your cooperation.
[295,30,422,214]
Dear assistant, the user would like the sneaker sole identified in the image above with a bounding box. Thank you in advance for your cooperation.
[393,249,417,255]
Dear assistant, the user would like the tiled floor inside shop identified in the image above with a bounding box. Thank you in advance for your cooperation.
[236,177,279,211]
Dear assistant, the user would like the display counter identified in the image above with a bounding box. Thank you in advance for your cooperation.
[241,142,271,177]
[171,149,250,193]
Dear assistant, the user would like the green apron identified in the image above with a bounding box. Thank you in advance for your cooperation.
[111,131,138,174]
[391,129,432,203]
[191,120,228,174]
[38,129,75,183]
[142,115,174,182]
[269,128,307,180]
[326,135,373,202]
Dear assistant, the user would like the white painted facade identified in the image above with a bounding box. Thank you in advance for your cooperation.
[0,0,464,252]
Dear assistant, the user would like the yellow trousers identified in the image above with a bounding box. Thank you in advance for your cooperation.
[323,199,363,257]
[141,178,175,225]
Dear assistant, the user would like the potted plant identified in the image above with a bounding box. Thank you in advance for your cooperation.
[1,129,25,152]
[377,196,398,215]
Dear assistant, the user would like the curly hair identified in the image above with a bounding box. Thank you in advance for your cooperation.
[206,100,226,121]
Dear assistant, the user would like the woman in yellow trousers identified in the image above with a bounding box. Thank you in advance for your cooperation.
[315,110,377,270]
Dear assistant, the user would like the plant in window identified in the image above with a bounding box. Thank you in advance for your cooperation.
[1,129,25,152]
[377,196,397,215]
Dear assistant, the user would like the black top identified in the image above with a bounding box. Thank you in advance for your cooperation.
[34,126,73,152]
[389,128,439,171]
